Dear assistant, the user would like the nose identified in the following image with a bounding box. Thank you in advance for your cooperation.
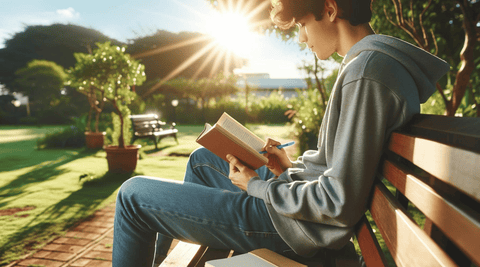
[297,25,307,44]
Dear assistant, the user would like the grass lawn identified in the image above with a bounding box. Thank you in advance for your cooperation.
[0,123,296,265]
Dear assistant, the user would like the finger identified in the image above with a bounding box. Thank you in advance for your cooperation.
[262,138,281,151]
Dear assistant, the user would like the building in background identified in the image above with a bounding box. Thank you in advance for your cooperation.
[236,73,314,99]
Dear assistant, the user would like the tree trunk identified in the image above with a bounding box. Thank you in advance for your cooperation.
[446,1,478,116]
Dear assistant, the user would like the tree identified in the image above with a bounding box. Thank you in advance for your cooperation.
[371,0,480,116]
[164,73,239,122]
[67,42,146,148]
[0,24,121,91]
[12,60,67,110]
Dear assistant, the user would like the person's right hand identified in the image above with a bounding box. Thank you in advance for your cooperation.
[262,138,292,176]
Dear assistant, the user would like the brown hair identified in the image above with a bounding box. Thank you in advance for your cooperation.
[270,0,372,30]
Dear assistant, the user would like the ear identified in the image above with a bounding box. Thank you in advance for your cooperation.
[324,0,338,22]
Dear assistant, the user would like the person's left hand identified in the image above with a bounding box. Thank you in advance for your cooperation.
[226,154,258,191]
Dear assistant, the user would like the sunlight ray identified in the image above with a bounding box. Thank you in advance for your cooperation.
[239,0,261,18]
[217,0,228,14]
[132,35,212,59]
[143,41,218,97]
[192,44,222,79]
[235,0,247,15]
[209,47,228,78]
[250,18,274,29]
[245,0,271,21]
[223,49,233,75]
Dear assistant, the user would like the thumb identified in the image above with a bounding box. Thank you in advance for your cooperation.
[227,154,245,169]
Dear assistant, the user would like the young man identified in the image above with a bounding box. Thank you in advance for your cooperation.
[112,0,449,266]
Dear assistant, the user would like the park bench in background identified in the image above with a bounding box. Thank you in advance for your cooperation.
[159,114,480,267]
[130,114,178,149]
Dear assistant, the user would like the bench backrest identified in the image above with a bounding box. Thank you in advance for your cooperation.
[130,114,166,134]
[355,114,480,267]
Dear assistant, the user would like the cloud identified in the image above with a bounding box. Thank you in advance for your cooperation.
[56,7,80,19]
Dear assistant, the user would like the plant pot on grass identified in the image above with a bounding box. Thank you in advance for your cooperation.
[85,131,106,149]
[104,144,141,173]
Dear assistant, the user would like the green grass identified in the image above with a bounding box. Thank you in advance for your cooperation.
[0,123,297,265]
[0,125,201,265]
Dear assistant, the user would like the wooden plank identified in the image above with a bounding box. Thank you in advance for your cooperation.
[355,216,388,267]
[369,180,457,267]
[403,114,480,153]
[194,247,232,267]
[382,159,480,266]
[160,241,207,267]
[388,132,480,202]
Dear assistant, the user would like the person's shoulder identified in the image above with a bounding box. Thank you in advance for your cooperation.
[342,50,413,88]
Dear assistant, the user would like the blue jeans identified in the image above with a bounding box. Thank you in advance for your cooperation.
[112,147,293,266]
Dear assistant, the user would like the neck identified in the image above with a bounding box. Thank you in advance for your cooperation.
[336,22,375,57]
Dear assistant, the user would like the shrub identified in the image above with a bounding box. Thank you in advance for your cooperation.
[37,126,85,149]
[287,88,326,153]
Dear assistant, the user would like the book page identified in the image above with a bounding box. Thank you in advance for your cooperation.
[217,113,265,152]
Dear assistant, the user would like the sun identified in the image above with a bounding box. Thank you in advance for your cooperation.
[206,11,257,57]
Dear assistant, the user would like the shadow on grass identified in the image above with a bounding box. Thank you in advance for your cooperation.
[0,171,136,265]
[0,149,98,207]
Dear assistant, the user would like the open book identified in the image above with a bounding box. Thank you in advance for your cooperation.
[196,112,268,170]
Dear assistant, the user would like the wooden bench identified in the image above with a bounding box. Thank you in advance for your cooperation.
[130,114,178,149]
[159,114,480,267]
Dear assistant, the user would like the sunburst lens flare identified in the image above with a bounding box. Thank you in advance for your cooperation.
[206,11,257,57]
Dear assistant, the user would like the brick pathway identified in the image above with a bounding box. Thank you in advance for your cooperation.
[8,203,116,267]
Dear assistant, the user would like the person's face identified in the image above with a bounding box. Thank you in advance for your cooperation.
[297,12,338,60]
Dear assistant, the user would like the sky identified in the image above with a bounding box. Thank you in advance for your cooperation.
[0,0,317,79]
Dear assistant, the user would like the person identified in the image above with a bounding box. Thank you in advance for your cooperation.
[112,0,450,266]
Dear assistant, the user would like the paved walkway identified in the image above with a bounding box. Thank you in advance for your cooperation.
[8,202,116,267]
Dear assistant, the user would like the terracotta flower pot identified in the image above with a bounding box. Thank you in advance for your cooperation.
[85,132,106,149]
[104,145,141,173]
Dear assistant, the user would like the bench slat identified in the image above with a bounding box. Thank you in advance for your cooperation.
[403,114,480,153]
[355,216,388,267]
[160,241,207,267]
[388,132,480,202]
[382,159,480,266]
[369,180,457,267]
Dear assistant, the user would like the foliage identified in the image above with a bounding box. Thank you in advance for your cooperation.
[67,42,146,148]
[0,24,119,91]
[287,88,327,152]
[371,0,480,116]
[108,109,132,147]
[36,126,85,149]
[12,60,67,104]
[247,91,290,124]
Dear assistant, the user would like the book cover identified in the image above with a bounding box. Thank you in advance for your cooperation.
[196,113,268,170]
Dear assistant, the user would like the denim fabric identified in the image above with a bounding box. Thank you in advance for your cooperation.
[112,147,292,267]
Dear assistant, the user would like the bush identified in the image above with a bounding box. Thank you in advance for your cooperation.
[37,126,85,149]
[287,88,326,153]
[248,91,290,124]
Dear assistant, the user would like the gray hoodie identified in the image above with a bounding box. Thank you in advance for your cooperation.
[247,34,450,256]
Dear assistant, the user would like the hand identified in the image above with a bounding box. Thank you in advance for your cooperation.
[227,154,259,191]
[262,138,293,176]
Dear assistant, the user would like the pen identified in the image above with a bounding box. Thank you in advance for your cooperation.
[259,141,295,154]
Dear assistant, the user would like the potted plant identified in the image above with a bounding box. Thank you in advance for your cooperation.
[68,41,146,173]
[68,52,106,149]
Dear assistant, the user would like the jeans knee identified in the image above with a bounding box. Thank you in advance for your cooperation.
[117,176,145,202]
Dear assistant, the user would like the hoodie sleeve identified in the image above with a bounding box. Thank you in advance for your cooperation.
[247,77,405,227]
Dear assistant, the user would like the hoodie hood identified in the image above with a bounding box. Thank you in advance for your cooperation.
[344,34,450,103]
